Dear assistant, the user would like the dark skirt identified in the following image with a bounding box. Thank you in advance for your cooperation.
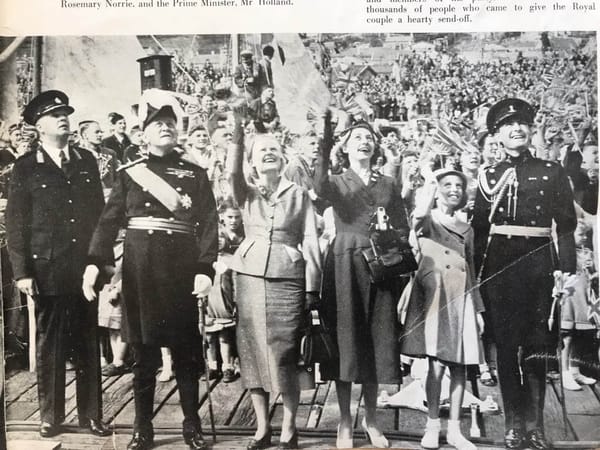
[234,273,305,394]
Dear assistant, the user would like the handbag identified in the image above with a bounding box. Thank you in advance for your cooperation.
[362,231,417,283]
[299,308,338,371]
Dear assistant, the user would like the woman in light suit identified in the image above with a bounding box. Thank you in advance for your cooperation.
[227,110,321,450]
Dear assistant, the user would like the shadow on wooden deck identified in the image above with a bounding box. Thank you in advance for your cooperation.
[5,367,600,449]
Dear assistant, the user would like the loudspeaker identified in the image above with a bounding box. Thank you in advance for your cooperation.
[137,54,174,92]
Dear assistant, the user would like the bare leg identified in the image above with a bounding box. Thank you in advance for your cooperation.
[336,380,353,441]
[109,329,127,367]
[219,332,235,370]
[158,347,173,382]
[363,382,388,446]
[281,380,300,442]
[250,388,270,440]
[425,358,445,420]
[448,365,466,421]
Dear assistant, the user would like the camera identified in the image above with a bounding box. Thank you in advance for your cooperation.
[375,207,390,231]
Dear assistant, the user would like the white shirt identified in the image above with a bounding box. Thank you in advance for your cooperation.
[42,142,69,168]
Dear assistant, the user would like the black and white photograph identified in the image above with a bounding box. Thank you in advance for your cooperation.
[0,31,598,449]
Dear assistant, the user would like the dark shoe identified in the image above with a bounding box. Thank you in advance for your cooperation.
[247,428,272,450]
[87,419,112,437]
[278,430,298,449]
[184,430,209,450]
[127,432,154,450]
[39,422,61,438]
[102,363,127,377]
[504,428,525,449]
[201,368,221,381]
[222,368,239,383]
[527,429,553,450]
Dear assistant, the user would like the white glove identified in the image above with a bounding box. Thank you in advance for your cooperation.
[82,265,100,302]
[212,260,228,275]
[16,277,39,297]
[193,274,212,298]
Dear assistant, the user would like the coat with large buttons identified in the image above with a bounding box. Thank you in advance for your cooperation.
[472,151,577,348]
[401,208,485,365]
[6,144,105,296]
[88,151,218,345]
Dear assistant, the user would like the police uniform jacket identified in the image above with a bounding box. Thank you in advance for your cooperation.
[88,150,218,345]
[6,144,105,296]
[472,151,576,347]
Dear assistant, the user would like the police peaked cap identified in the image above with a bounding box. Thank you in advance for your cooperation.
[486,98,535,133]
[23,90,74,125]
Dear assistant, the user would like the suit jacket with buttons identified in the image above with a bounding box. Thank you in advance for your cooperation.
[6,144,105,296]
[227,145,321,292]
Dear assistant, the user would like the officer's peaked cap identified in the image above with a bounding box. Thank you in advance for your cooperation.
[486,98,535,134]
[23,90,74,126]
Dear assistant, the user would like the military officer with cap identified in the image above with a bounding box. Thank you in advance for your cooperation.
[84,89,218,450]
[5,90,110,438]
[473,98,577,450]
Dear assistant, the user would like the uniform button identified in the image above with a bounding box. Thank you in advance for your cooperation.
[33,254,38,259]
[42,184,47,188]
[143,188,148,192]
[546,163,552,167]
[68,199,73,204]
[506,235,512,239]
[167,230,173,235]
[178,174,184,179]
[490,179,496,185]
[530,220,536,225]
[86,178,91,183]
[446,265,451,269]
[145,202,151,207]
[539,190,544,196]
[444,250,450,255]
[148,230,154,235]
[536,205,541,210]
[169,217,175,222]
[489,168,495,173]
[67,180,71,184]
[461,268,465,272]
[542,176,548,181]
[498,207,504,212]
[179,162,184,166]
[176,187,182,192]
[70,218,76,223]
[72,238,77,242]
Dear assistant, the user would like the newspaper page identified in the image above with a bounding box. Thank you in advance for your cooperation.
[0,1,599,449]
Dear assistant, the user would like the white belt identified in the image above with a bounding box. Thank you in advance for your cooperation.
[490,224,552,238]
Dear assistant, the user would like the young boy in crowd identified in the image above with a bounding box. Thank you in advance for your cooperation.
[203,200,245,382]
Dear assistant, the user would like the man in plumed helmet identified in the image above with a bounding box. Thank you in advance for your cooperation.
[5,90,110,438]
[84,89,218,450]
[472,98,577,450]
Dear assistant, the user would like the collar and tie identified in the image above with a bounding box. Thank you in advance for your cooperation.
[59,149,71,174]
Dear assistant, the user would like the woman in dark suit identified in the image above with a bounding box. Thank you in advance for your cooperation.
[227,111,321,450]
[315,113,410,449]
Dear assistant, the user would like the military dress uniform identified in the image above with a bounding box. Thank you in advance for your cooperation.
[472,135,576,440]
[88,149,218,441]
[6,142,105,426]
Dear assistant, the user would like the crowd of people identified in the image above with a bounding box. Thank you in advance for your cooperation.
[0,37,598,450]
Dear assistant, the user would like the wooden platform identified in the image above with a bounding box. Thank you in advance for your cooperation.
[5,367,600,449]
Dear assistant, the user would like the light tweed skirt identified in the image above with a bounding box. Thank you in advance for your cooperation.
[234,273,304,394]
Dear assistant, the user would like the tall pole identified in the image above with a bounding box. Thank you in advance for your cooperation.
[32,36,43,95]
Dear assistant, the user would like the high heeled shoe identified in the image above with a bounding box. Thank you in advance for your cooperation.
[277,430,298,449]
[361,417,390,448]
[246,428,272,450]
[336,424,353,449]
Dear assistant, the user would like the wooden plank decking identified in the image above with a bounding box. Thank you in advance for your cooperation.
[5,366,600,449]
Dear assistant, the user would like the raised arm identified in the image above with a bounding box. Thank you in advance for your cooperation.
[226,109,249,207]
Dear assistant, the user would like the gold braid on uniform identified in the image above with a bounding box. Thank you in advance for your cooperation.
[478,167,518,222]
[96,153,112,180]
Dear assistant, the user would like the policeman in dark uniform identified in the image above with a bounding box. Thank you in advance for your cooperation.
[84,91,218,450]
[473,98,577,450]
[5,90,110,438]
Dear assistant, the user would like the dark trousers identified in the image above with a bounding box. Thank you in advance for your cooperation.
[35,294,102,424]
[496,342,546,431]
[131,343,202,437]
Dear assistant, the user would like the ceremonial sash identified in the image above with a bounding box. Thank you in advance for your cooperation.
[125,163,190,220]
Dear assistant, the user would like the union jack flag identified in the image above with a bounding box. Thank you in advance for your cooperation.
[588,289,600,328]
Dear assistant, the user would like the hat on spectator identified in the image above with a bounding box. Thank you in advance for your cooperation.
[486,98,535,133]
[434,167,468,209]
[108,112,125,124]
[240,49,253,60]
[23,90,74,125]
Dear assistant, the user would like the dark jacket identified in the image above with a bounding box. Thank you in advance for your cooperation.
[6,144,105,296]
[102,134,131,162]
